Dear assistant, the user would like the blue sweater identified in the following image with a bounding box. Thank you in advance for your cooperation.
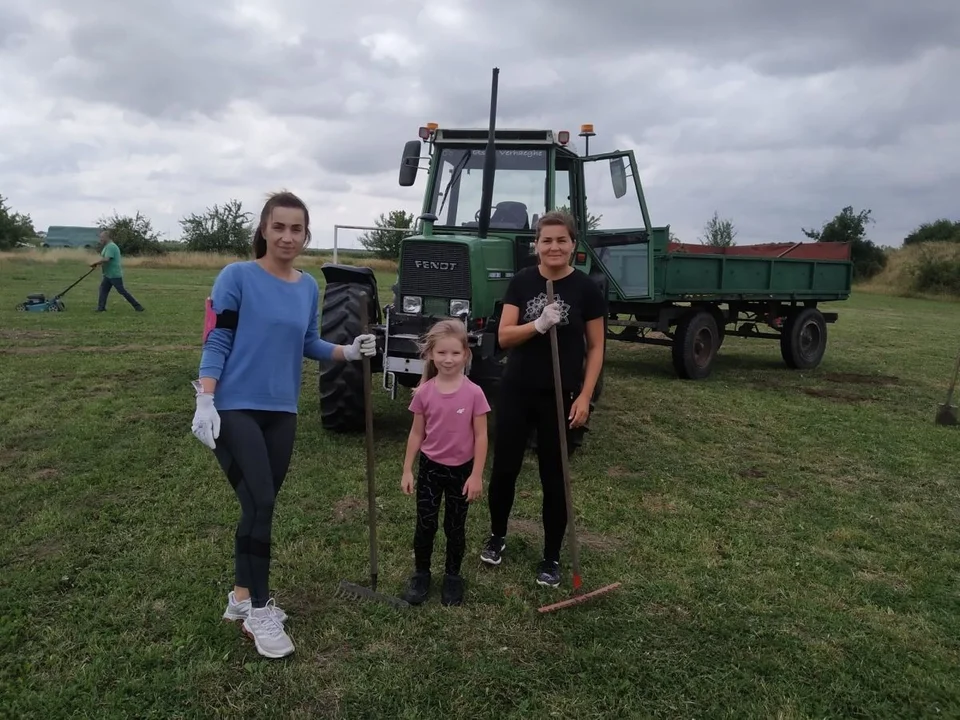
[198,261,338,413]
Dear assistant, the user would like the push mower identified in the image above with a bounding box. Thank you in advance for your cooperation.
[15,267,97,312]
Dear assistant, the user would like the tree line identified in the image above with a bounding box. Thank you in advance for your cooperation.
[3,193,959,289]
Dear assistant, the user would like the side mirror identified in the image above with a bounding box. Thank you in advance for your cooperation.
[609,157,627,199]
[398,140,422,187]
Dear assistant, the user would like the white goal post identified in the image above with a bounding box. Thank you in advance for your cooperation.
[331,224,418,264]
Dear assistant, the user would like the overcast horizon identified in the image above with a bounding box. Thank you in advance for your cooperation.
[2,1,958,250]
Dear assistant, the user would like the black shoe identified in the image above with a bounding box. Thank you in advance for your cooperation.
[402,570,431,604]
[536,559,561,588]
[441,574,464,606]
[480,534,505,566]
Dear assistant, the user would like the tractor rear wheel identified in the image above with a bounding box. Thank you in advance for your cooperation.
[780,307,827,369]
[671,308,720,380]
[319,281,366,433]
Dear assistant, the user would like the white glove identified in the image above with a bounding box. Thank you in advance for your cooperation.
[192,393,220,449]
[343,333,377,361]
[534,302,562,334]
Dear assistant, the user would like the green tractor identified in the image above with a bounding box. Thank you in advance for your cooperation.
[317,68,853,446]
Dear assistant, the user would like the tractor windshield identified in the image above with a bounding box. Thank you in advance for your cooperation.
[428,146,547,231]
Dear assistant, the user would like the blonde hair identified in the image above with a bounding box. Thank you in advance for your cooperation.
[418,319,471,383]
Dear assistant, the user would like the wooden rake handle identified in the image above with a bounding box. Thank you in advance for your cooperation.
[545,279,582,590]
[358,292,378,590]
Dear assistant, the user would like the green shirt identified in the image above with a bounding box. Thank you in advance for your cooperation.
[100,241,123,278]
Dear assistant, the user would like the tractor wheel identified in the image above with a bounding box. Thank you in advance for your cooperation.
[318,281,367,433]
[780,307,827,369]
[671,309,720,380]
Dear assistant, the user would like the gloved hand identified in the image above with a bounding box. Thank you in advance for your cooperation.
[343,333,377,361]
[534,302,562,334]
[192,393,220,449]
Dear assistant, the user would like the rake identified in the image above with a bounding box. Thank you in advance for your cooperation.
[538,278,622,614]
[334,291,409,610]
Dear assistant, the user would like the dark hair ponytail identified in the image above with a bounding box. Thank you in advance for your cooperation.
[253,190,312,259]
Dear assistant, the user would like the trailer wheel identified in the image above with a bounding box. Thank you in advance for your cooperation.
[672,309,720,380]
[318,281,366,433]
[780,307,827,369]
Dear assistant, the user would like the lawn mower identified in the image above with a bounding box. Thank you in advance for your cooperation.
[15,267,97,312]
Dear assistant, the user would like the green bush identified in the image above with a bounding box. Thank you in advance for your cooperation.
[907,243,960,295]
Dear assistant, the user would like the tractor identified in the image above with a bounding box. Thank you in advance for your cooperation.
[316,68,852,450]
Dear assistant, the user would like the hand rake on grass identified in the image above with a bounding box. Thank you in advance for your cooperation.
[537,279,622,614]
[334,291,409,610]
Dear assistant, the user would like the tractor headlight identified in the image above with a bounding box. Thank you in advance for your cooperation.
[402,295,422,314]
[449,299,470,317]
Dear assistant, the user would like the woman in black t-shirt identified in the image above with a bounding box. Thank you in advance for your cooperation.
[479,210,606,588]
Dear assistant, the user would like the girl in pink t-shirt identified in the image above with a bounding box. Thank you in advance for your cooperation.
[400,319,491,606]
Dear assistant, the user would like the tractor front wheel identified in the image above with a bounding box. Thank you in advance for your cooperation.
[671,308,720,380]
[319,281,367,433]
[780,307,827,370]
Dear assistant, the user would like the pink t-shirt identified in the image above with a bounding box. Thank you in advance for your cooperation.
[408,376,491,467]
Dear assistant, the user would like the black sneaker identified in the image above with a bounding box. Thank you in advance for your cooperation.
[441,574,464,606]
[402,570,431,604]
[536,559,561,588]
[480,534,505,566]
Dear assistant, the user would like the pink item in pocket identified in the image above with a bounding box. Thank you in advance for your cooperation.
[202,297,216,343]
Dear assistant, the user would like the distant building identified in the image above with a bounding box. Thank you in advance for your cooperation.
[42,226,101,248]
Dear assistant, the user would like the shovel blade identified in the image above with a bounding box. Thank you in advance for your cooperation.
[935,404,958,426]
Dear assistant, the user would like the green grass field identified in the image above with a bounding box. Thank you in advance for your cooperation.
[2,256,959,719]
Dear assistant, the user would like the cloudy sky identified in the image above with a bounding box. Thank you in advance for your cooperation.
[1,0,958,249]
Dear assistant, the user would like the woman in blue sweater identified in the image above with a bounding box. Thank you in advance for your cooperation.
[191,191,375,659]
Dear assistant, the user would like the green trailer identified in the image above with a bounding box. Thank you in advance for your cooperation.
[317,68,852,438]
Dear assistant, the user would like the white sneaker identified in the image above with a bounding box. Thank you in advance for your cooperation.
[242,600,295,659]
[222,590,287,623]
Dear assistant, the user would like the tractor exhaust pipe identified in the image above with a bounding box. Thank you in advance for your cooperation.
[476,67,499,240]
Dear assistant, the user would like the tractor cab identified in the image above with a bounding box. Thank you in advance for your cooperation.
[316,69,656,437]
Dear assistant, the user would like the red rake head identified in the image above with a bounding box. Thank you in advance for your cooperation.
[537,582,622,614]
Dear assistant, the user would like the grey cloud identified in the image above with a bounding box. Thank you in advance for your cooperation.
[1,1,958,247]
[471,0,960,74]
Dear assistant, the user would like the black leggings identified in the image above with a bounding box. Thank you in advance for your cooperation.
[414,453,473,576]
[487,384,575,563]
[212,409,297,608]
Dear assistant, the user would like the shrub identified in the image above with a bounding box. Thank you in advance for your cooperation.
[906,243,960,296]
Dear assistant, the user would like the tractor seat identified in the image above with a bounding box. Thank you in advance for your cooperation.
[27,293,46,301]
[489,201,529,230]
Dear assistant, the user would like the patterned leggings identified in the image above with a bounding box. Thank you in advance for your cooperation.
[414,453,473,576]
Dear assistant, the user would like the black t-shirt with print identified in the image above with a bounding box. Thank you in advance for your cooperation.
[500,266,607,393]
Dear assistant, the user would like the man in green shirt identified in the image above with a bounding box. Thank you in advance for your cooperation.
[90,229,144,312]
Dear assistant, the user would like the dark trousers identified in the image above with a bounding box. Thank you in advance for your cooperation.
[212,409,297,608]
[414,453,473,576]
[487,383,575,563]
[98,276,143,311]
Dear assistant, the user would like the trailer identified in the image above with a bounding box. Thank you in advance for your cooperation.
[316,68,853,443]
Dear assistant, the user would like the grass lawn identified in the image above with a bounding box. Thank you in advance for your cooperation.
[2,256,959,719]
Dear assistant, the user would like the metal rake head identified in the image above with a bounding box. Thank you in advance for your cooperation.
[335,579,410,610]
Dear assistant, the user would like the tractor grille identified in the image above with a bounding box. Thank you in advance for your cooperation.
[399,241,471,298]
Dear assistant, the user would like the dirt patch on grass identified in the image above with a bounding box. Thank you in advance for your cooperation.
[803,387,873,404]
[333,496,365,522]
[0,448,23,467]
[509,517,623,550]
[641,493,679,513]
[0,329,59,341]
[739,467,767,479]
[30,467,59,481]
[822,372,899,386]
